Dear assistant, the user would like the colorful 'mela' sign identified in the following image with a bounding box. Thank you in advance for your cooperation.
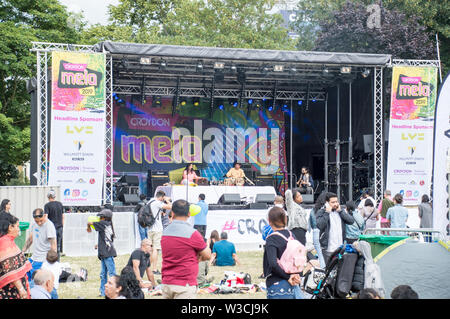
[51,51,105,111]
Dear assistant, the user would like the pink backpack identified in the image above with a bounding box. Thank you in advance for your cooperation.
[267,230,307,274]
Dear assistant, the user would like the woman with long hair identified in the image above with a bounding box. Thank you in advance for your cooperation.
[118,266,144,299]
[263,206,302,299]
[0,213,32,299]
[285,188,308,245]
[0,199,11,214]
[181,163,202,185]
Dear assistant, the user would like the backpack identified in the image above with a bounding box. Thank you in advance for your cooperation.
[267,230,307,274]
[138,200,160,228]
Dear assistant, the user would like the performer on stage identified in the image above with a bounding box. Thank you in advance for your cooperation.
[225,162,246,186]
[296,166,314,194]
[181,163,206,185]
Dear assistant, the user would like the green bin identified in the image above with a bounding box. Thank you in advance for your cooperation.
[14,222,30,250]
[359,234,409,258]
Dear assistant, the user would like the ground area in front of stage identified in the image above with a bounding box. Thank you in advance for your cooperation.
[58,250,265,299]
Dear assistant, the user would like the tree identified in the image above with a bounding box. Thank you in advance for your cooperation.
[314,1,435,59]
[0,0,81,184]
[292,0,449,73]
[82,0,297,50]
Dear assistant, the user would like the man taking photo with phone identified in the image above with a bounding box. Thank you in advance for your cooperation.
[315,192,355,265]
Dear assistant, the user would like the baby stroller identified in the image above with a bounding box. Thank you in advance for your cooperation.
[303,242,364,299]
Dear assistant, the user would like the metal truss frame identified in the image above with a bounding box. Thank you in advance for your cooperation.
[113,84,327,101]
[373,66,384,203]
[31,42,112,205]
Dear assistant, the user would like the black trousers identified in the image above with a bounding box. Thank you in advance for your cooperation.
[290,227,307,246]
[194,225,207,241]
[56,227,63,257]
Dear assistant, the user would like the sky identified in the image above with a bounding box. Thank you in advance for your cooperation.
[58,0,120,26]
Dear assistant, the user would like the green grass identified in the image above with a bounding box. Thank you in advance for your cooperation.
[58,250,267,299]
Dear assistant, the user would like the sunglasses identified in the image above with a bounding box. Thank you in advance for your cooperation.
[33,215,44,219]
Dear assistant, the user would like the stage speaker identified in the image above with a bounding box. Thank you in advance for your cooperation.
[217,193,241,205]
[147,170,169,197]
[255,175,274,187]
[301,194,314,204]
[117,175,139,186]
[255,193,275,204]
[122,193,140,205]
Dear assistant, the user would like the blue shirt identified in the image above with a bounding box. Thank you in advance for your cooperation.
[386,204,409,228]
[345,210,365,239]
[212,240,236,266]
[30,285,51,299]
[194,200,208,226]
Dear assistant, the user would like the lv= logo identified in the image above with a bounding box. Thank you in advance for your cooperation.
[401,133,424,140]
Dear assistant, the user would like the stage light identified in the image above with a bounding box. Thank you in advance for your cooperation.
[340,66,352,74]
[232,101,238,107]
[312,99,316,102]
[273,65,284,72]
[290,67,297,73]
[297,100,303,106]
[196,61,203,71]
[268,105,273,112]
[361,68,371,78]
[160,60,167,70]
[140,57,152,65]
[248,99,253,105]
[254,99,262,108]
[152,95,162,107]
[193,97,200,107]
[230,64,237,72]
[218,104,224,110]
[322,68,329,76]
[179,97,187,106]
[214,61,225,69]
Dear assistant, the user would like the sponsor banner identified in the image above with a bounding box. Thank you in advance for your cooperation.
[432,73,450,237]
[203,210,268,246]
[386,67,438,205]
[48,51,106,206]
[113,96,288,193]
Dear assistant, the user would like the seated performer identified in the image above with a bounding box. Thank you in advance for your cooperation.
[296,166,314,194]
[225,162,246,186]
[181,163,206,185]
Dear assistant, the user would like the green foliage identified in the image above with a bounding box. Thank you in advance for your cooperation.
[0,0,81,184]
[82,0,296,50]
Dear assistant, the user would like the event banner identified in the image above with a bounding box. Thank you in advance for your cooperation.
[113,96,288,193]
[432,73,450,236]
[48,51,106,206]
[386,66,438,206]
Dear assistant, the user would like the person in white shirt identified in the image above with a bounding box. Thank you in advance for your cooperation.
[315,192,355,265]
[147,191,172,275]
[41,250,62,299]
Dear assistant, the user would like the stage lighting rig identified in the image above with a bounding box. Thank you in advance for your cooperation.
[140,57,151,65]
[361,68,371,78]
[273,65,284,72]
[214,61,225,69]
[152,95,162,107]
[340,66,352,74]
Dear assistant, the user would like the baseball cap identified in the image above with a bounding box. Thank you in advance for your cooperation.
[47,190,56,198]
[97,209,113,218]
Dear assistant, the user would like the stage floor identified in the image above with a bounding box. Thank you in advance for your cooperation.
[154,185,277,204]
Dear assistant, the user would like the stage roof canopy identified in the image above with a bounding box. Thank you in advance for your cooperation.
[93,41,391,94]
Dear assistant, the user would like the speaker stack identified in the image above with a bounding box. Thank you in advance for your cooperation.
[254,174,274,187]
[147,170,169,197]
[115,175,140,205]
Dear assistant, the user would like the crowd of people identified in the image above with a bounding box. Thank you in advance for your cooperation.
[0,182,429,300]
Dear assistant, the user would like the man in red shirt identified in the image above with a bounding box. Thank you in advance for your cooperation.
[161,199,211,299]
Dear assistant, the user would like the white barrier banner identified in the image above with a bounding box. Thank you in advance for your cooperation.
[48,51,106,206]
[432,73,450,237]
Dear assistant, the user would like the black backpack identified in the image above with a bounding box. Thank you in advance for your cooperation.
[138,200,160,228]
